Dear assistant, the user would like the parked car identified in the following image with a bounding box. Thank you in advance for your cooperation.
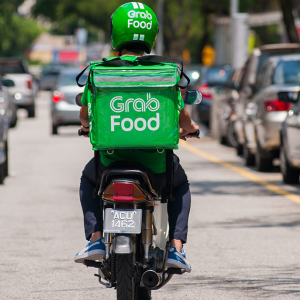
[51,68,87,134]
[192,65,231,126]
[217,68,243,147]
[280,91,300,183]
[1,78,17,128]
[0,58,37,118]
[234,43,300,160]
[243,54,300,172]
[0,79,11,183]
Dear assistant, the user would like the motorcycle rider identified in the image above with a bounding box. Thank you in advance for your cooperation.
[74,2,199,273]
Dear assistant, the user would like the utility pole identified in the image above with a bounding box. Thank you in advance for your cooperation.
[156,0,163,56]
[230,0,238,16]
[231,0,249,69]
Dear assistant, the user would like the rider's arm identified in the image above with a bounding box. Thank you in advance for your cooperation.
[179,108,199,140]
[80,105,89,136]
[80,105,89,127]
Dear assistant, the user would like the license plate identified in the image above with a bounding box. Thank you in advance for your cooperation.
[104,208,142,234]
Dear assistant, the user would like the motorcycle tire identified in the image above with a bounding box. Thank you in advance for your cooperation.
[116,254,151,300]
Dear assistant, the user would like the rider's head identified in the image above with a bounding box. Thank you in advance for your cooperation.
[110,2,159,55]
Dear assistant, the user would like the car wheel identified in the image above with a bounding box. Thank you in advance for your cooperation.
[52,124,58,135]
[280,145,300,184]
[219,133,227,145]
[255,147,273,172]
[226,121,238,148]
[10,107,18,128]
[4,141,8,177]
[243,142,255,166]
[236,143,243,156]
[27,103,35,118]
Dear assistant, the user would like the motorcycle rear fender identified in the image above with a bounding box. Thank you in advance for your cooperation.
[112,235,133,254]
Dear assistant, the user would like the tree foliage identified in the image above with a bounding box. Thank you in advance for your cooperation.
[0,0,43,57]
[32,0,296,61]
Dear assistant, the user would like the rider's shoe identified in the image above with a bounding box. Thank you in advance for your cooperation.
[74,238,105,263]
[166,246,192,273]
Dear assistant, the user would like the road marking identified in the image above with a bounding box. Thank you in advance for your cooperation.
[180,141,300,205]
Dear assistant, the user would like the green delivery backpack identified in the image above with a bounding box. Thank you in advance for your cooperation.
[76,55,190,150]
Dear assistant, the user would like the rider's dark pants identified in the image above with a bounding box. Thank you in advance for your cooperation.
[79,154,191,244]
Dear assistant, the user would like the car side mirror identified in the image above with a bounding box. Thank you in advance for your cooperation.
[76,93,83,107]
[2,79,15,87]
[183,90,202,105]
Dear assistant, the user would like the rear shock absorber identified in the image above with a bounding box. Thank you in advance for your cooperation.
[104,232,112,260]
[142,204,153,262]
[110,252,115,283]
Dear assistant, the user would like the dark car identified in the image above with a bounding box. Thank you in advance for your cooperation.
[40,64,64,91]
[280,91,300,184]
[0,79,11,183]
[234,43,300,160]
[217,68,243,147]
[40,63,84,91]
[192,65,231,126]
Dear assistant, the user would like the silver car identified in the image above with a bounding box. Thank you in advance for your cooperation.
[51,68,87,134]
[244,54,300,171]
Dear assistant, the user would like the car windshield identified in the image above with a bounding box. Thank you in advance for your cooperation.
[273,60,300,84]
[205,67,231,86]
[58,72,87,87]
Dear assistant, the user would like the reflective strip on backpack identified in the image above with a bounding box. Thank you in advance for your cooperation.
[95,76,175,83]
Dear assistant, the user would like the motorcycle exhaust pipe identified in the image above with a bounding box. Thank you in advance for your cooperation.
[141,270,161,289]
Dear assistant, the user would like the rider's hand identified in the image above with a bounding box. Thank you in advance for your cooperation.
[180,124,199,141]
[81,125,89,137]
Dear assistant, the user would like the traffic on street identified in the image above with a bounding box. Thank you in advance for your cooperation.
[2,1,300,299]
[1,91,300,299]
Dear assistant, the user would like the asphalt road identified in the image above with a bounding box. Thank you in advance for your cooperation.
[1,92,300,300]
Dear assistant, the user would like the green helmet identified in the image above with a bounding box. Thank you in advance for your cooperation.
[111,2,159,54]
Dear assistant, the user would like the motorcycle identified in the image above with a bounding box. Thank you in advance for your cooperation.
[76,90,201,300]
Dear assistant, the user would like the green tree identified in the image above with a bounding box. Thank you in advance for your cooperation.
[0,0,43,57]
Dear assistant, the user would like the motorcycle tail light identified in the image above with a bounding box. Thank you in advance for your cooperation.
[27,79,32,89]
[197,84,212,99]
[103,182,146,202]
[264,99,291,112]
[52,91,66,103]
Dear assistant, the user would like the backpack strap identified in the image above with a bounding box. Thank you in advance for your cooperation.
[76,64,95,94]
[101,57,138,67]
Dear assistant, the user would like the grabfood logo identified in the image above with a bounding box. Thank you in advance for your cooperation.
[110,93,159,132]
[127,8,152,30]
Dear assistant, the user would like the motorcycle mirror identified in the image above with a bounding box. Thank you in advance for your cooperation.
[76,93,83,107]
[183,90,202,105]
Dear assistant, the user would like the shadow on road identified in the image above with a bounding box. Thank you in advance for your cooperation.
[167,270,300,298]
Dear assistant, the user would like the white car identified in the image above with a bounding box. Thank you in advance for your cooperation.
[0,58,36,118]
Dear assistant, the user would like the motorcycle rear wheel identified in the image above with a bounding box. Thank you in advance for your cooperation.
[116,254,151,300]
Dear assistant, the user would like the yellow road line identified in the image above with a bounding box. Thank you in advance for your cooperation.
[180,140,300,205]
